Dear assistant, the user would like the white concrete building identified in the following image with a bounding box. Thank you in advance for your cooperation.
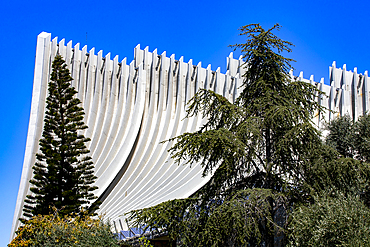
[10,32,370,239]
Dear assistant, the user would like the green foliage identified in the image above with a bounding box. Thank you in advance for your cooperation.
[9,209,119,247]
[288,193,370,247]
[326,113,370,162]
[127,24,326,246]
[322,114,370,205]
[23,54,98,219]
[353,114,370,162]
[305,155,370,197]
[199,189,286,247]
[129,189,286,246]
[325,115,354,158]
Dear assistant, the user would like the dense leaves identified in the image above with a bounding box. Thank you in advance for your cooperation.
[282,115,370,246]
[288,193,370,246]
[325,115,354,158]
[9,209,119,247]
[23,55,98,219]
[325,114,370,162]
[353,114,370,162]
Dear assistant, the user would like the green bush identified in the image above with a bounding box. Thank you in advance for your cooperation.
[288,193,370,246]
[9,210,120,247]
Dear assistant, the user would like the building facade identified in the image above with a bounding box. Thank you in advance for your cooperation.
[11,32,370,239]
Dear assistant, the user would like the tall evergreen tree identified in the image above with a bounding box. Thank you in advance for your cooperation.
[23,54,98,219]
[128,24,326,246]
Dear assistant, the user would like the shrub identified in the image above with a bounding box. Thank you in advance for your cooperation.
[288,193,370,246]
[9,210,119,247]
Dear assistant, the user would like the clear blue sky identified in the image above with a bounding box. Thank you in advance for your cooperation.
[1,0,369,245]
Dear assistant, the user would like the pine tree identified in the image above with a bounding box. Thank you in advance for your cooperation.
[23,54,98,219]
[127,24,326,246]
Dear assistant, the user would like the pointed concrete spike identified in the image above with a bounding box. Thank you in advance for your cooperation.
[197,61,201,67]
[320,78,324,84]
[310,75,314,81]
[354,67,357,73]
[332,61,336,68]
[81,45,87,56]
[299,71,303,78]
[343,64,346,70]
[39,31,51,37]
[59,38,65,46]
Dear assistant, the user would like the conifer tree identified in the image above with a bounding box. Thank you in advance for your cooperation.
[23,54,98,219]
[127,24,326,246]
